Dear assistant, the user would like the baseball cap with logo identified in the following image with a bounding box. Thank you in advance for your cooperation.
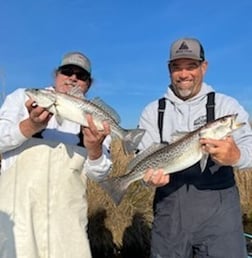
[59,52,91,74]
[169,38,205,62]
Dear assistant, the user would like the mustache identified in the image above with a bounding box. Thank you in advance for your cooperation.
[64,80,79,87]
[176,78,192,83]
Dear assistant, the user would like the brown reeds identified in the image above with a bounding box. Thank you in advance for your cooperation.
[235,168,252,218]
[87,139,154,246]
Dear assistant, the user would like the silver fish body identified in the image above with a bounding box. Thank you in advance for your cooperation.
[25,88,145,154]
[99,114,245,205]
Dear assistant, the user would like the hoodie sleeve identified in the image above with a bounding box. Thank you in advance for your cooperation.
[215,93,252,169]
[137,100,161,151]
[0,88,29,153]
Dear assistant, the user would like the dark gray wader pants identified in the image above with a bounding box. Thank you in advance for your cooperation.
[150,185,247,258]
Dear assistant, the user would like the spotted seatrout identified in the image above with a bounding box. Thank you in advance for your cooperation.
[99,114,245,205]
[25,88,145,155]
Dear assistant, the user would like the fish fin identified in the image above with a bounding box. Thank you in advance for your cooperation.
[67,86,85,99]
[99,176,130,205]
[200,153,209,172]
[121,128,146,155]
[53,107,64,125]
[55,114,64,125]
[91,97,121,124]
[170,131,188,143]
[127,142,167,171]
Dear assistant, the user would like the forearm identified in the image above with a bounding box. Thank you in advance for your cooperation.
[19,117,45,138]
[233,140,252,169]
[233,122,252,169]
[0,122,27,153]
[0,88,30,152]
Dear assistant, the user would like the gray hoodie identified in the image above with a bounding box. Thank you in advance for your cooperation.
[138,82,252,169]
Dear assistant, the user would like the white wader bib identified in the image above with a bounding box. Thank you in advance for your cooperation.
[0,138,92,258]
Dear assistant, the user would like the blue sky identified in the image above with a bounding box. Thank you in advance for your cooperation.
[1,0,252,128]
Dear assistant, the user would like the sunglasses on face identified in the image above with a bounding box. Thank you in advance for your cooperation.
[59,66,90,82]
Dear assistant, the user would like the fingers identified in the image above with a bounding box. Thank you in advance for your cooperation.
[200,136,240,166]
[82,114,110,138]
[30,106,51,123]
[85,113,96,131]
[25,99,36,113]
[200,136,232,153]
[82,114,111,160]
[25,99,51,124]
[143,168,170,187]
[102,120,111,136]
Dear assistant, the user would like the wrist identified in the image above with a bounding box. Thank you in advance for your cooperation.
[20,118,44,138]
[231,150,241,167]
[87,148,103,160]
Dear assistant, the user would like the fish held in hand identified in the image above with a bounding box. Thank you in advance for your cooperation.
[99,114,245,205]
[25,88,145,155]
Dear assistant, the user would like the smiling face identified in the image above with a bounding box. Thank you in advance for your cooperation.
[169,58,208,100]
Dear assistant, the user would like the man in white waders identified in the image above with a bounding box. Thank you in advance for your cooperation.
[0,52,112,258]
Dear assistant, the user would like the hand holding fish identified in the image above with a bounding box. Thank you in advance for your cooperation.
[143,168,170,187]
[20,99,52,138]
[200,135,240,166]
[82,113,110,160]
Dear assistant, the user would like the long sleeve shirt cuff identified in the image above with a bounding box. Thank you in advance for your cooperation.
[83,153,112,181]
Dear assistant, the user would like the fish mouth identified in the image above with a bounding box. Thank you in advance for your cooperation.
[232,113,246,129]
[236,122,246,128]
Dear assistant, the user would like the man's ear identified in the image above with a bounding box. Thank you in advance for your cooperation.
[201,61,208,76]
[88,78,93,89]
[168,63,172,73]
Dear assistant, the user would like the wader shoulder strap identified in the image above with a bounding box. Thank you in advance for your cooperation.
[157,92,215,143]
[158,97,166,143]
[206,92,215,122]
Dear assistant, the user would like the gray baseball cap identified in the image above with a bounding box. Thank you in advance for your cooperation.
[169,38,205,62]
[59,52,91,73]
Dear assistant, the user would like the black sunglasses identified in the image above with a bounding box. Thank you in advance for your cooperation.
[59,66,90,82]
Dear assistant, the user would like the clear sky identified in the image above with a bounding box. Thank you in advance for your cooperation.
[1,0,252,128]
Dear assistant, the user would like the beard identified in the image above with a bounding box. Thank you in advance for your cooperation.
[172,81,195,100]
[176,88,193,99]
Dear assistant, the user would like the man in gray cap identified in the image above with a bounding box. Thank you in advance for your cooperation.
[0,51,112,258]
[138,37,252,257]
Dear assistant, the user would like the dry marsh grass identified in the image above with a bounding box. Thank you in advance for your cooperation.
[234,168,252,217]
[87,139,155,246]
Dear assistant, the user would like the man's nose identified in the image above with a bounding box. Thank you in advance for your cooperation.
[179,69,189,78]
[69,74,78,81]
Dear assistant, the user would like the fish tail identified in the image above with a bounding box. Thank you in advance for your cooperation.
[99,176,130,205]
[121,128,145,155]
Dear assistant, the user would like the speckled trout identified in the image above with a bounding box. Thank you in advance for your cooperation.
[25,88,145,155]
[99,114,245,205]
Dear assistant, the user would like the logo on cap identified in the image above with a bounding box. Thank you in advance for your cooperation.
[176,41,193,55]
[178,41,189,50]
[169,38,205,61]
